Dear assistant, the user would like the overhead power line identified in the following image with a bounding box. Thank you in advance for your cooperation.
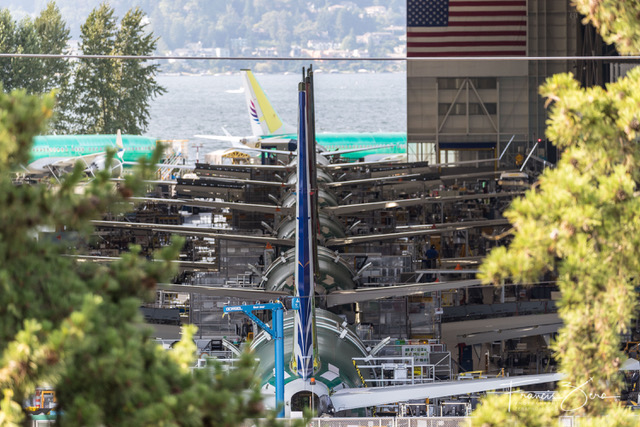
[0,53,639,62]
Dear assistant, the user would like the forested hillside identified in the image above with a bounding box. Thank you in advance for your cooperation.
[4,0,406,71]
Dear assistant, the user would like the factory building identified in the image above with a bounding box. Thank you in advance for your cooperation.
[406,0,614,168]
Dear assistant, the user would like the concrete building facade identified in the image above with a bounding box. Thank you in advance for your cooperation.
[407,0,581,167]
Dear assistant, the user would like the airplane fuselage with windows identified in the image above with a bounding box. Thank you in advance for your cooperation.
[196,70,407,162]
[30,135,157,164]
[24,134,158,176]
[261,132,407,160]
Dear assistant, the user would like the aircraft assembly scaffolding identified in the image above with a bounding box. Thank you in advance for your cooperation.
[80,145,567,385]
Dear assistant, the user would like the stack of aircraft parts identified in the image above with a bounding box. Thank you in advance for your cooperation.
[76,69,563,416]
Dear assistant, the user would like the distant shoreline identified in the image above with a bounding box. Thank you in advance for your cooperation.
[159,70,406,77]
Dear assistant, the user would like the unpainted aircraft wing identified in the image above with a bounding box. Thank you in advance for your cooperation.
[441,314,562,347]
[193,134,254,144]
[90,220,294,246]
[330,373,564,412]
[440,170,509,182]
[148,162,289,181]
[325,199,423,215]
[193,134,292,149]
[320,158,406,170]
[395,218,510,232]
[184,175,291,188]
[326,279,482,307]
[127,197,294,215]
[416,268,479,275]
[157,283,289,300]
[325,192,522,216]
[622,358,640,371]
[71,255,217,272]
[326,174,442,189]
[370,180,444,195]
[454,321,562,346]
[123,161,196,170]
[439,256,484,268]
[319,144,396,157]
[27,152,107,173]
[112,178,179,185]
[218,146,295,158]
[168,229,293,246]
[325,219,509,247]
[196,163,294,172]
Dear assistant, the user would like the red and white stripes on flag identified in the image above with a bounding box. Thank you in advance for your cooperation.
[407,0,527,57]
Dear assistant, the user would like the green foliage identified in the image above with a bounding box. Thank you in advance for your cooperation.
[573,0,640,55]
[470,393,559,427]
[476,0,640,421]
[481,69,640,415]
[0,388,23,427]
[64,3,165,134]
[570,406,639,427]
[36,2,74,133]
[0,89,269,425]
[0,2,71,98]
[0,10,19,91]
[4,0,405,77]
[113,7,165,134]
[0,2,165,134]
[471,390,639,427]
[477,45,640,421]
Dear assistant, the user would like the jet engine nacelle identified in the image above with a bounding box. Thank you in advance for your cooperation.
[251,309,372,417]
[262,378,333,417]
[85,155,123,178]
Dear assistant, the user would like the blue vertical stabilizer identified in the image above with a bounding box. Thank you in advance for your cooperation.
[293,79,315,380]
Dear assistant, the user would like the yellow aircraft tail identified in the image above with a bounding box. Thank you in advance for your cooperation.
[241,69,296,137]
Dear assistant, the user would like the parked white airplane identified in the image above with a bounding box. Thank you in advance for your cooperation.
[23,130,156,178]
[195,69,407,163]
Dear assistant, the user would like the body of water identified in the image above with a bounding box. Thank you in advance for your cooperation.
[146,72,406,159]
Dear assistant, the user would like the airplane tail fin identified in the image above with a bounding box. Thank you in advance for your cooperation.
[241,69,296,137]
[293,68,317,380]
[116,129,125,161]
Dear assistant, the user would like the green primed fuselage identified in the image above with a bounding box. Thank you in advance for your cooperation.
[30,135,157,164]
[250,309,371,390]
[262,132,407,160]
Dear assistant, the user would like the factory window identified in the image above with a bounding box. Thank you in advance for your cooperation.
[438,103,497,116]
[438,77,497,90]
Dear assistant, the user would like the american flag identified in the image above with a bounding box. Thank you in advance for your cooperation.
[407,0,527,57]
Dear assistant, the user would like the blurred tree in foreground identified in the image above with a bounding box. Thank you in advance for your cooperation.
[573,0,640,55]
[0,88,271,426]
[473,0,640,425]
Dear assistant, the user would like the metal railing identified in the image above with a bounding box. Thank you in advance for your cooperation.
[240,418,469,427]
[353,356,437,387]
[31,415,614,426]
